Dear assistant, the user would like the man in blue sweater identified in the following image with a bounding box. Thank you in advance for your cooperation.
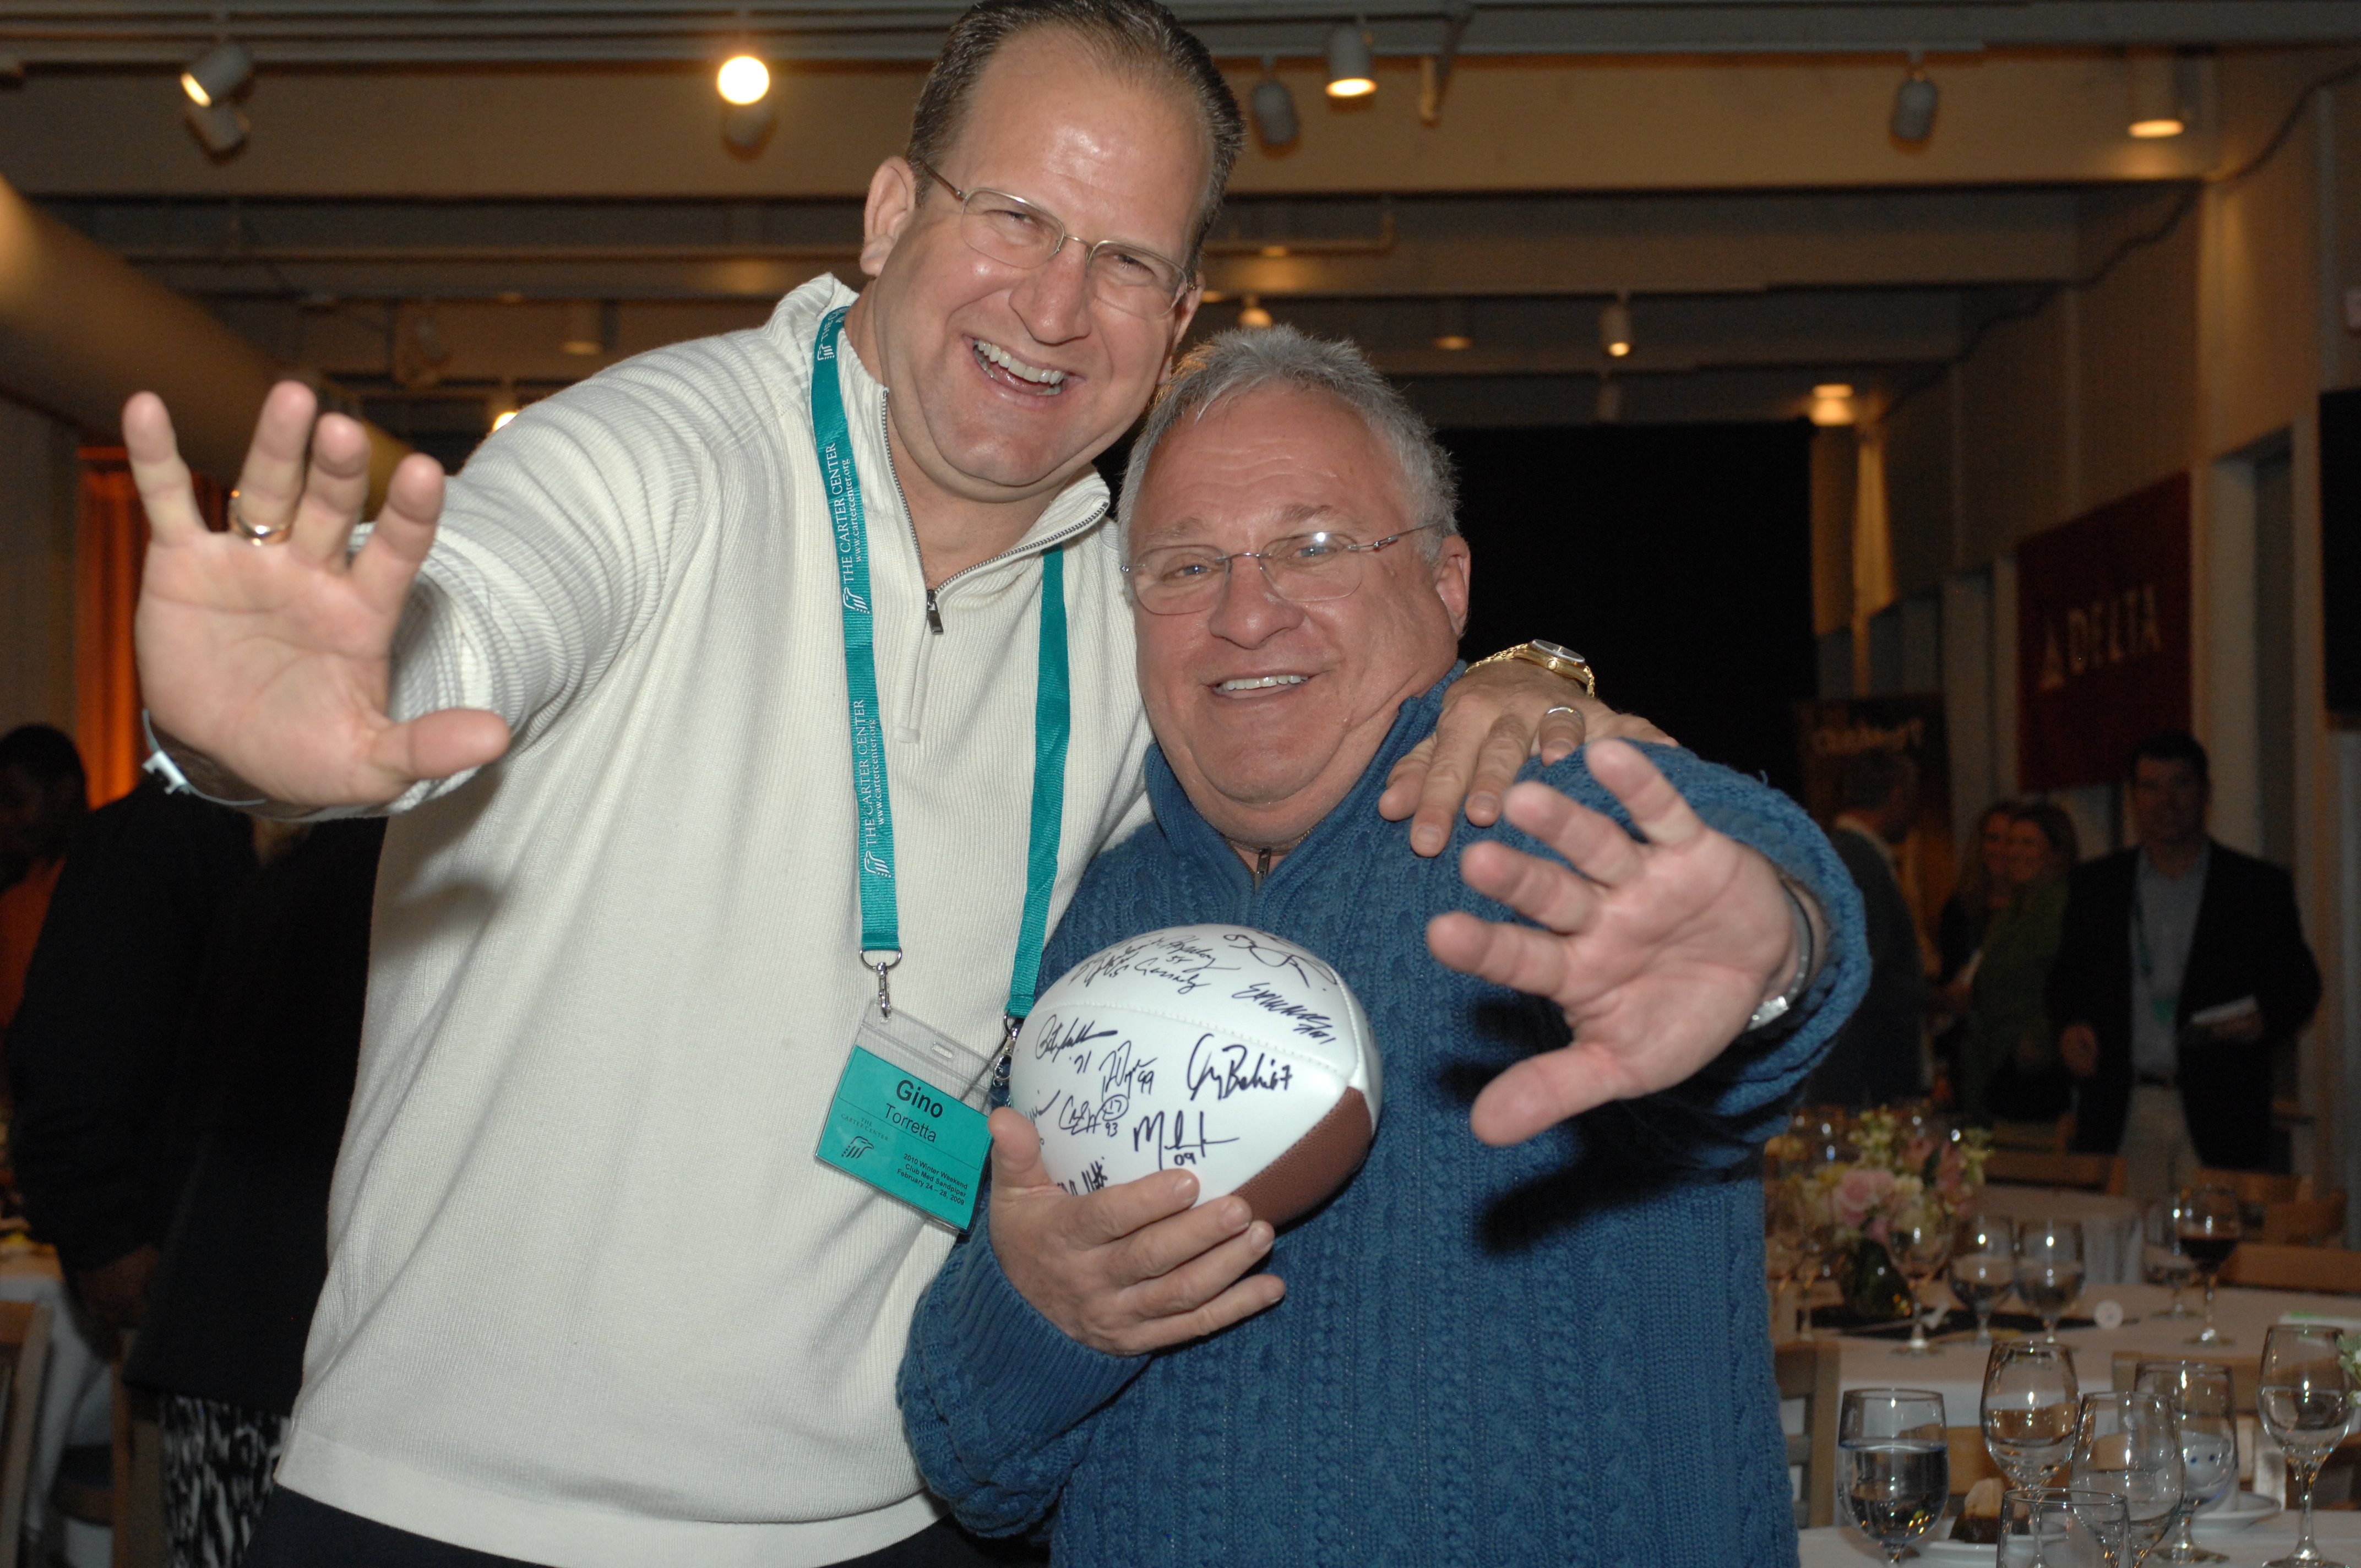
[900,328,1866,1565]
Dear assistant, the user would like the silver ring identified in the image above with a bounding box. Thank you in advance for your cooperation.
[227,490,292,546]
[1544,705,1582,720]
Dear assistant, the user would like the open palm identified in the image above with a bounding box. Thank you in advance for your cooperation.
[128,382,509,807]
[1427,740,1803,1146]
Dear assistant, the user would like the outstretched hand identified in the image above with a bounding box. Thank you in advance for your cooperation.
[1426,740,1809,1147]
[127,382,510,808]
[985,1108,1282,1357]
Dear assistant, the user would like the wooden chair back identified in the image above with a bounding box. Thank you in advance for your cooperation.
[1775,1338,1842,1528]
[1983,1151,2128,1196]
[2111,1349,2259,1414]
[0,1300,51,1568]
[2260,1194,2348,1247]
[2191,1168,2313,1205]
[1989,1115,2075,1153]
[2221,1243,2361,1293]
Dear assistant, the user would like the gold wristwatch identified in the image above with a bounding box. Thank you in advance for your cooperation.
[1467,639,1597,698]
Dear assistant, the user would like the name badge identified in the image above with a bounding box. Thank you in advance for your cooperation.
[816,999,996,1230]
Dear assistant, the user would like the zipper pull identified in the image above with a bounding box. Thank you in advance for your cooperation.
[924,588,944,634]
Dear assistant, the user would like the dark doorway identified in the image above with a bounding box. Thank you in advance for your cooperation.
[1439,421,1817,798]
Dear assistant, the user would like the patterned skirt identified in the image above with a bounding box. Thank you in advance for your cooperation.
[159,1394,288,1568]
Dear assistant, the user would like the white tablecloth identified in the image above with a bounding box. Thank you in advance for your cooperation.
[1973,1187,2146,1287]
[1802,1509,2361,1566]
[0,1248,111,1539]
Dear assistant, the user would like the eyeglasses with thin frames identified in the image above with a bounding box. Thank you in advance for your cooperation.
[910,159,1192,319]
[1122,524,1444,616]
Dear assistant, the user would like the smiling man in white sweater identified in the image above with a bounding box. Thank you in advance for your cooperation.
[116,3,1620,1566]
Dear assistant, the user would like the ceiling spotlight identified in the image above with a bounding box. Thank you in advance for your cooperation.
[1599,293,1633,360]
[717,55,770,106]
[1238,295,1274,329]
[180,40,252,108]
[488,381,521,433]
[182,97,248,156]
[2128,50,2187,139]
[1810,383,1856,426]
[562,300,616,357]
[1433,298,1472,351]
[724,100,776,152]
[1595,377,1623,424]
[1251,62,1300,146]
[1326,21,1375,100]
[1890,53,1938,143]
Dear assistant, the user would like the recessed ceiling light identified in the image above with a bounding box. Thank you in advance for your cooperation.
[717,55,770,106]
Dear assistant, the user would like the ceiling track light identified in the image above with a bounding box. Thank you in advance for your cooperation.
[563,299,618,357]
[1433,298,1471,351]
[717,54,770,106]
[1595,375,1622,425]
[1325,20,1375,100]
[1251,57,1299,148]
[1238,294,1274,329]
[488,380,521,432]
[1810,382,1857,427]
[1890,51,1938,144]
[2127,48,2189,139]
[180,39,251,108]
[1599,292,1633,360]
[182,96,248,156]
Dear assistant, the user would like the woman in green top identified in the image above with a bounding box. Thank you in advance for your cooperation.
[1960,802,2080,1124]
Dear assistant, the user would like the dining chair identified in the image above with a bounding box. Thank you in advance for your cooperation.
[2260,1193,2349,1247]
[1982,1150,2127,1195]
[1988,1114,2075,1153]
[2192,1168,2314,1206]
[2221,1242,2361,1293]
[1774,1338,1841,1528]
[0,1300,52,1568]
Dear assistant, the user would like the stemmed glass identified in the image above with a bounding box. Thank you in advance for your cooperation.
[1984,1341,2083,1492]
[1839,1387,1950,1565]
[1952,1214,2019,1345]
[2135,1360,2235,1564]
[2019,1218,2087,1343]
[1891,1211,1955,1357]
[2069,1391,2185,1567]
[2257,1324,2353,1568]
[2177,1186,2241,1347]
[2000,1488,2132,1568]
[2144,1196,2200,1320]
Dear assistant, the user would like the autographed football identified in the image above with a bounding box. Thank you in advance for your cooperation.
[1009,924,1381,1227]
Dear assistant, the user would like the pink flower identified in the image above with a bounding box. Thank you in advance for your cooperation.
[1833,1167,1896,1230]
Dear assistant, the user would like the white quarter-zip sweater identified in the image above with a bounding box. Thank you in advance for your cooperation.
[275,276,1154,1565]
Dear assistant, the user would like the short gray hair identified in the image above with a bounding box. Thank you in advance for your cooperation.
[1117,326,1460,555]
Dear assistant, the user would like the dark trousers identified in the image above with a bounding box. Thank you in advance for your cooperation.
[242,1488,1047,1567]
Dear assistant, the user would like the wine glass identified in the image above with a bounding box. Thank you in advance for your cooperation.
[2019,1218,2087,1343]
[1952,1213,2018,1345]
[1984,1341,2083,1491]
[2070,1391,2184,1567]
[1840,1387,1950,1565]
[1891,1211,1955,1357]
[2144,1197,2200,1321]
[2257,1324,2353,1568]
[2176,1186,2241,1347]
[2000,1487,2132,1568]
[2135,1360,2235,1565]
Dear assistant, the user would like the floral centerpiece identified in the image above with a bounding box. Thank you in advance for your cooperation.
[1769,1107,1993,1320]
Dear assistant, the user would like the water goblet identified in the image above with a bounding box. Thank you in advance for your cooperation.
[1839,1387,1950,1565]
[2019,1218,2087,1343]
[2144,1197,2200,1321]
[2257,1324,2354,1568]
[2070,1391,2185,1567]
[1984,1341,2082,1492]
[2000,1487,2131,1568]
[1952,1213,2017,1345]
[2176,1186,2241,1347]
[2134,1360,2235,1564]
[1891,1212,1955,1357]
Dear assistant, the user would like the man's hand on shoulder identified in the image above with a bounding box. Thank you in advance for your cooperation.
[984,1108,1283,1357]
[1425,739,1813,1147]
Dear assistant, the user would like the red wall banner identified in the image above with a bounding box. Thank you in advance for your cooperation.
[2016,471,2192,791]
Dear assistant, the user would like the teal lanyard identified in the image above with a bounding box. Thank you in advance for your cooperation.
[811,306,1070,1033]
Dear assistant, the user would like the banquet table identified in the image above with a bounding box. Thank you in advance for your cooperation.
[0,1242,112,1558]
[1972,1186,2146,1287]
[1800,1508,2361,1566]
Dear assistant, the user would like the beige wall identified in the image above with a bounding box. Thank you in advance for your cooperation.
[0,392,79,741]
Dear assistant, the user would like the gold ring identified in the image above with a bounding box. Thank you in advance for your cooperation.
[227,490,292,546]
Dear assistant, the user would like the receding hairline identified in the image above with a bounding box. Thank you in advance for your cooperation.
[1130,383,1419,531]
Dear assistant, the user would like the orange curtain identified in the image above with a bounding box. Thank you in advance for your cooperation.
[74,448,224,805]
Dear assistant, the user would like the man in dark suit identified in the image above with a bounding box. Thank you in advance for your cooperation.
[2053,732,2320,1198]
[1803,749,1929,1107]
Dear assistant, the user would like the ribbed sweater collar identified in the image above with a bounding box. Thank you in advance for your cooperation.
[1143,664,1464,896]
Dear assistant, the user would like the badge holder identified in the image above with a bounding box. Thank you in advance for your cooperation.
[814,983,998,1233]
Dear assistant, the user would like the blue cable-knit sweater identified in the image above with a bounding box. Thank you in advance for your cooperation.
[899,674,1868,1567]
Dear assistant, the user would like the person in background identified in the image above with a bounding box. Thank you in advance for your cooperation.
[2053,732,2322,1200]
[1932,800,2017,1103]
[1958,801,2077,1126]
[1803,749,1929,1108]
[7,778,255,1351]
[0,725,88,1034]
